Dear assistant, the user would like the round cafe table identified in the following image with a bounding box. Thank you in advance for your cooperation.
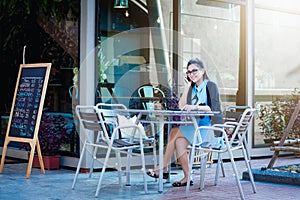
[115,108,219,193]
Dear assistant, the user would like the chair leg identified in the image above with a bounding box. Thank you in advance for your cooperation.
[140,147,148,193]
[90,133,102,178]
[125,149,132,186]
[220,156,225,177]
[199,154,207,191]
[242,146,257,193]
[95,147,112,197]
[89,146,98,178]
[185,147,195,197]
[243,137,252,169]
[214,153,223,185]
[228,150,245,200]
[72,143,87,189]
[116,150,122,186]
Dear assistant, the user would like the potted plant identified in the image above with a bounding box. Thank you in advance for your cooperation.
[31,112,68,170]
[257,88,300,144]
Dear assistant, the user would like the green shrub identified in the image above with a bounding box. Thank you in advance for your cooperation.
[257,88,300,141]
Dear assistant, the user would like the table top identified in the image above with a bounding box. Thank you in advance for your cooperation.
[115,108,219,116]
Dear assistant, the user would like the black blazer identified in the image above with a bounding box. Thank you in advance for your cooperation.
[186,80,224,125]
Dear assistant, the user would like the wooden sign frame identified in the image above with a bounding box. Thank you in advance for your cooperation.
[0,63,51,178]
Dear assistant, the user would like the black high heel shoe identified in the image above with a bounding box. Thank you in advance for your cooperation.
[146,170,169,179]
[172,180,194,187]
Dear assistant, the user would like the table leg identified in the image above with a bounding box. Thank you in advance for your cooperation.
[158,116,164,193]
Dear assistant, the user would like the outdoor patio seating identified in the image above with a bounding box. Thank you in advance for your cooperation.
[186,108,257,199]
[72,104,148,197]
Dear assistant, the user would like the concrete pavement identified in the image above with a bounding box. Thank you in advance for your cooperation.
[0,156,299,200]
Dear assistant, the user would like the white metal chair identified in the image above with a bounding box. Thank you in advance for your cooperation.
[186,108,257,199]
[71,104,148,197]
[223,106,254,167]
[96,102,157,181]
[209,106,255,179]
[214,108,257,199]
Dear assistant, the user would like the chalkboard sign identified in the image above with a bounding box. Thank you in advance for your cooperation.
[0,63,51,178]
[9,67,47,138]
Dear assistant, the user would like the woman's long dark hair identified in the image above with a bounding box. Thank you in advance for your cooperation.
[186,58,210,80]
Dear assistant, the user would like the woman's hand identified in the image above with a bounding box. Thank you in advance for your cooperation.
[183,77,191,89]
[182,105,212,112]
[198,105,211,112]
[182,105,197,111]
[178,77,191,109]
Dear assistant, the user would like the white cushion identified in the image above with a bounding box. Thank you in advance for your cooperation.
[117,115,148,139]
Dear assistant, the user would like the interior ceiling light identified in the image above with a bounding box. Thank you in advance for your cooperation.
[125,10,129,17]
[114,0,129,8]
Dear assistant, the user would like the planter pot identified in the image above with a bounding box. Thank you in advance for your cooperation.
[264,139,273,144]
[264,138,280,144]
[31,154,61,170]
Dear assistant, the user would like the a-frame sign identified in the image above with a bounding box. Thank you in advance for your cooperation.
[0,63,51,178]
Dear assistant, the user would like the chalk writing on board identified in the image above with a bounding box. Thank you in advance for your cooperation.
[9,67,47,139]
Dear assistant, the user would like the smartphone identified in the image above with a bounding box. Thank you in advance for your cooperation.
[186,76,191,82]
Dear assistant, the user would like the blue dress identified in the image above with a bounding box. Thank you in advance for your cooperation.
[179,80,211,144]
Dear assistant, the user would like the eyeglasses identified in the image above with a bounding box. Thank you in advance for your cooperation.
[186,69,199,75]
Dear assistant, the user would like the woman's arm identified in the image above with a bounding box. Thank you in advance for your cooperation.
[207,81,224,124]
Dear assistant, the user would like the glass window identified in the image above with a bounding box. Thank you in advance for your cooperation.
[254,0,300,145]
[96,0,242,111]
[96,0,173,109]
[181,1,241,109]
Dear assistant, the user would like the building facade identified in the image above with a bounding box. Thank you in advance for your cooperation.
[2,0,300,169]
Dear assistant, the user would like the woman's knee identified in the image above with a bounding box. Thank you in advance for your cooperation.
[175,138,189,148]
[175,138,189,156]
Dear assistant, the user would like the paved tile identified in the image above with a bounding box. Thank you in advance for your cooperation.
[0,156,299,200]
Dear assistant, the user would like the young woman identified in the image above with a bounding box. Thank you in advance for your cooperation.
[147,58,223,187]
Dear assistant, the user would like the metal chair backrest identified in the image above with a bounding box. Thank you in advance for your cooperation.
[213,106,256,169]
[224,106,251,122]
[227,108,256,146]
[75,105,111,143]
[96,103,127,122]
[96,103,129,138]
